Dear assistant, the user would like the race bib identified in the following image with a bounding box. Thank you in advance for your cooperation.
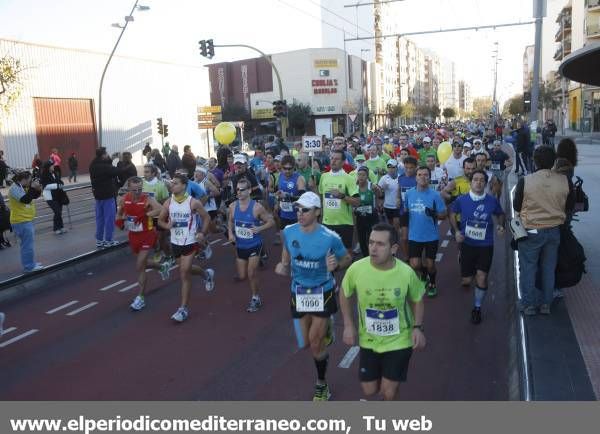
[279,200,294,213]
[490,163,501,171]
[401,188,410,202]
[355,205,373,215]
[295,286,325,312]
[324,193,341,210]
[365,308,400,337]
[124,216,143,232]
[171,219,190,244]
[465,220,487,241]
[235,223,253,239]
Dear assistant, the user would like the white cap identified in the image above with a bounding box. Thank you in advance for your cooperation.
[195,166,207,173]
[473,138,482,144]
[463,142,472,148]
[423,136,432,143]
[233,154,247,164]
[274,155,283,161]
[386,158,398,167]
[294,191,321,209]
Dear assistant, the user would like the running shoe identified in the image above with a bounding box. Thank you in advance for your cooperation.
[246,295,262,313]
[60,228,68,234]
[159,261,171,281]
[313,383,331,401]
[54,230,62,235]
[522,306,537,316]
[204,268,215,292]
[471,307,482,325]
[324,317,335,347]
[104,240,120,247]
[130,296,146,311]
[0,312,5,336]
[24,263,44,273]
[166,256,177,268]
[426,284,438,298]
[539,304,551,315]
[171,307,189,323]
[152,251,164,263]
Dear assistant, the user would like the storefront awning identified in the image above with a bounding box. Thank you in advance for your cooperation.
[559,43,600,86]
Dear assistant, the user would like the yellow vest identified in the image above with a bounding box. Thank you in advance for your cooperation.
[9,187,36,224]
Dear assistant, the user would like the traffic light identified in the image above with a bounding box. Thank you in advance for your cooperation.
[523,91,531,112]
[272,100,288,118]
[163,124,169,138]
[157,117,164,135]
[199,39,214,59]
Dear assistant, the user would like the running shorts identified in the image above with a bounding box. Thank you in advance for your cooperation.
[236,243,263,260]
[408,240,439,260]
[171,243,199,258]
[359,347,413,383]
[128,230,158,254]
[291,289,337,319]
[460,243,494,276]
[324,224,354,250]
[384,207,401,221]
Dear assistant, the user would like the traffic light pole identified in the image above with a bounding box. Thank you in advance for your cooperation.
[212,43,287,138]
[530,0,545,125]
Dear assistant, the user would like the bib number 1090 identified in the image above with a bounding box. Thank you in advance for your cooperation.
[302,136,323,152]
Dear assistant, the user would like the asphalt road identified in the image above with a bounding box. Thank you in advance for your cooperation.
[0,221,511,400]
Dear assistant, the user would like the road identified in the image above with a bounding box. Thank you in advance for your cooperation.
[0,216,511,401]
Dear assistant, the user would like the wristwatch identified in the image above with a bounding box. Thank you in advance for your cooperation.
[413,324,424,332]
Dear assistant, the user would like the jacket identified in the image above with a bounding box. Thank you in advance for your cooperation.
[514,169,569,229]
[89,158,121,200]
[181,153,196,178]
[116,161,138,188]
[167,151,182,178]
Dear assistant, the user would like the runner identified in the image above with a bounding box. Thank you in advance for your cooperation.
[142,163,173,265]
[448,170,506,324]
[228,178,275,312]
[115,176,169,311]
[355,167,381,257]
[404,167,447,297]
[366,144,387,180]
[397,157,418,259]
[488,140,512,199]
[441,157,475,204]
[426,155,446,191]
[442,141,466,180]
[274,192,352,401]
[339,222,426,400]
[418,137,437,166]
[158,174,215,323]
[377,159,401,237]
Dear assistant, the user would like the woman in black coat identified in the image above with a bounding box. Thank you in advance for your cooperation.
[40,161,66,234]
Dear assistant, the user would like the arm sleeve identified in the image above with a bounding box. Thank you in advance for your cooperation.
[513,178,525,212]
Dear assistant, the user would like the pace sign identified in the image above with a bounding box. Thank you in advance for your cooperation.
[302,136,323,152]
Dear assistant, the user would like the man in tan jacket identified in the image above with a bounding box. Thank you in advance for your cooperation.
[513,146,573,316]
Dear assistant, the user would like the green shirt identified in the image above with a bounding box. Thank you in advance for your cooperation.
[342,257,425,353]
[298,167,320,189]
[418,148,437,166]
[318,170,359,226]
[143,178,170,203]
[365,157,388,180]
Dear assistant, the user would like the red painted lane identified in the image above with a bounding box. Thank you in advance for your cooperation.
[0,223,510,400]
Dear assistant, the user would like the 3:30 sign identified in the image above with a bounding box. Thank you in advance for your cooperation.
[302,136,322,152]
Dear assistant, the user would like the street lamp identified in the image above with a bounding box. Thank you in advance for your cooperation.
[360,48,370,132]
[98,1,150,148]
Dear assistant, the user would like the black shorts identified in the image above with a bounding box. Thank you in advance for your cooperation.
[236,244,263,260]
[208,210,218,220]
[384,208,400,221]
[359,347,413,383]
[460,243,494,276]
[408,240,439,260]
[291,289,337,319]
[171,243,199,258]
[279,217,297,230]
[325,224,354,249]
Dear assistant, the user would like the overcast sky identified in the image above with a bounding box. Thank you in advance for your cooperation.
[0,0,565,105]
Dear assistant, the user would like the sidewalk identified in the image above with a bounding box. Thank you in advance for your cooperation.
[1,173,91,197]
[555,128,600,143]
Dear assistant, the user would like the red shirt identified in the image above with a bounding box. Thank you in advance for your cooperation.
[122,193,154,232]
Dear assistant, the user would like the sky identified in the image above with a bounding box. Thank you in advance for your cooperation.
[0,0,565,106]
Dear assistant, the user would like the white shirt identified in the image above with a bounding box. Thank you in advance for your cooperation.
[443,155,466,180]
[429,167,445,191]
[377,173,400,209]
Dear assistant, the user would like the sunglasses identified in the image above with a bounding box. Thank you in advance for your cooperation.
[237,187,248,192]
[294,206,313,214]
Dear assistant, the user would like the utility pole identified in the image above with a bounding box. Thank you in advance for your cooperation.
[530,0,546,125]
[360,49,370,133]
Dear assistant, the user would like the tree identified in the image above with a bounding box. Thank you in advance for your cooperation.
[416,104,431,120]
[385,102,403,124]
[472,97,493,119]
[442,107,456,120]
[506,95,525,116]
[287,101,312,136]
[430,104,441,120]
[221,103,249,122]
[0,55,26,115]
[539,80,559,112]
[403,102,415,121]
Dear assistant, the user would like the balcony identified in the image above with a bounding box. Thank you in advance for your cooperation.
[587,19,600,38]
[564,41,572,56]
[555,22,572,41]
[587,0,600,12]
[554,46,563,61]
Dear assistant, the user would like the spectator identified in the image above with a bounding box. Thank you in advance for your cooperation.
[142,143,152,161]
[181,145,196,179]
[116,152,137,189]
[554,138,578,180]
[0,151,8,188]
[149,149,167,175]
[515,123,530,175]
[49,148,62,180]
[0,191,12,249]
[166,144,182,178]
[8,171,43,272]
[68,152,78,183]
[89,147,122,248]
[513,146,573,316]
[40,161,67,235]
[31,153,42,176]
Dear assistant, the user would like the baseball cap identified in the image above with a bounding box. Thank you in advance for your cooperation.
[386,158,398,167]
[423,136,432,143]
[473,138,482,144]
[233,154,247,164]
[274,155,283,161]
[294,191,321,209]
[463,142,472,148]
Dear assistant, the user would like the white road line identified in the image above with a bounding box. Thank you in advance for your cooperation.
[168,265,180,272]
[222,241,233,246]
[0,329,39,348]
[441,239,449,248]
[435,253,443,262]
[338,346,360,369]
[66,302,98,316]
[2,327,17,336]
[98,280,126,292]
[209,239,222,245]
[118,283,139,293]
[46,300,79,315]
[446,229,452,237]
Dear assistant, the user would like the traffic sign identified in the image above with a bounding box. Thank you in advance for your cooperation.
[302,136,323,152]
[348,113,358,122]
[198,105,222,114]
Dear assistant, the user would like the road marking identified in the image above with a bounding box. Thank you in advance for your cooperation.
[99,280,126,292]
[222,241,233,246]
[0,329,39,348]
[435,253,443,262]
[2,327,17,336]
[441,240,449,248]
[46,300,79,315]
[338,346,360,368]
[118,283,139,293]
[168,265,180,272]
[446,229,452,237]
[209,239,222,245]
[66,302,98,316]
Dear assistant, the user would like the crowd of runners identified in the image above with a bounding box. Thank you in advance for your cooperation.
[112,121,517,401]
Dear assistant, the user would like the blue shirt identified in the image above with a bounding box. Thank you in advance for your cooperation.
[233,199,263,249]
[186,181,206,200]
[451,193,504,247]
[249,157,264,173]
[398,175,416,211]
[405,188,446,242]
[283,223,347,293]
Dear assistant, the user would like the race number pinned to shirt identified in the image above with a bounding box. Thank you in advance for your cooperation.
[465,220,487,241]
[324,192,341,209]
[365,308,400,337]
[124,216,143,232]
[302,136,323,153]
[279,200,294,213]
[295,285,325,312]
[234,222,254,239]
[490,163,501,171]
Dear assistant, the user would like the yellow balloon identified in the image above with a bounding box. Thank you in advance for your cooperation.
[214,122,236,146]
[437,141,452,164]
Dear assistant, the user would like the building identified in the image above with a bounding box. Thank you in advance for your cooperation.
[523,45,535,92]
[459,80,473,115]
[206,48,366,138]
[0,39,209,172]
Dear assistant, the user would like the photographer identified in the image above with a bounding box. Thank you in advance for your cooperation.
[8,171,44,272]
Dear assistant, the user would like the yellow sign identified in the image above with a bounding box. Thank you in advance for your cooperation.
[252,108,274,120]
[198,105,222,114]
[314,59,338,68]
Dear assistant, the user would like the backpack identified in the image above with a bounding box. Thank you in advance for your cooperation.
[573,176,589,212]
[555,224,586,288]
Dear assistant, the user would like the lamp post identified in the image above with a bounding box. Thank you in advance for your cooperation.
[97,0,149,148]
[360,48,370,133]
